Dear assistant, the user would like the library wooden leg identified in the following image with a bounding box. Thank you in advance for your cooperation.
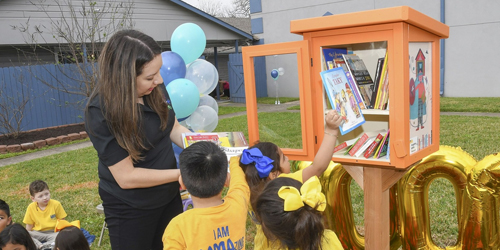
[364,167,390,250]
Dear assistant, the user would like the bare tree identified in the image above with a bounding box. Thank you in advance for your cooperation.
[11,0,134,104]
[0,70,37,138]
[231,0,250,18]
[198,0,249,18]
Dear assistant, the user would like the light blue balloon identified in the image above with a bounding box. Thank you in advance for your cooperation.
[171,23,206,64]
[166,78,200,119]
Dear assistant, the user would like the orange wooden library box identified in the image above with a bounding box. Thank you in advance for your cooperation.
[242,6,449,170]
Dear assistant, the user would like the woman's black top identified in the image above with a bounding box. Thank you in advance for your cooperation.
[85,93,179,209]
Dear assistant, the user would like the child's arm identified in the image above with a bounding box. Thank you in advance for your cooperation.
[26,224,34,231]
[302,110,342,181]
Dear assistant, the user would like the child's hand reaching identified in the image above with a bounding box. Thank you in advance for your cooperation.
[301,110,343,181]
[324,110,342,135]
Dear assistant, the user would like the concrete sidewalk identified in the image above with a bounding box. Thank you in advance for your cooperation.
[1,100,499,167]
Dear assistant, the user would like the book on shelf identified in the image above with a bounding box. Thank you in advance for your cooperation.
[374,129,390,158]
[320,67,365,135]
[369,57,385,109]
[342,54,375,108]
[376,133,390,159]
[182,132,249,160]
[354,136,377,158]
[378,138,390,159]
[363,131,387,158]
[322,48,348,70]
[374,52,389,109]
[333,137,358,153]
[334,58,366,109]
[343,137,361,155]
[347,133,369,156]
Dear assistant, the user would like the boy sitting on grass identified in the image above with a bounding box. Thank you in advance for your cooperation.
[162,141,250,250]
[23,180,67,249]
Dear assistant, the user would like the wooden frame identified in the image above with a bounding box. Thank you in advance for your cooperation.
[241,41,314,161]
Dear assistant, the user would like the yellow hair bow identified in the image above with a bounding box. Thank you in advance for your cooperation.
[278,176,326,212]
[55,219,80,232]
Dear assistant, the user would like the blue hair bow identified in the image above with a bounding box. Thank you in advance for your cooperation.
[240,148,275,178]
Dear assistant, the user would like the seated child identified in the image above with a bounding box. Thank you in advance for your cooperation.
[54,225,90,250]
[0,224,38,250]
[255,176,343,250]
[162,141,250,250]
[239,110,342,249]
[0,199,12,233]
[23,180,67,249]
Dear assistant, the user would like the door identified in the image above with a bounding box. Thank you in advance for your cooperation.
[241,40,315,161]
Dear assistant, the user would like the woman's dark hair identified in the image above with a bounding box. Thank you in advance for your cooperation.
[0,224,38,250]
[255,177,325,250]
[86,29,168,163]
[54,226,90,250]
[239,142,283,210]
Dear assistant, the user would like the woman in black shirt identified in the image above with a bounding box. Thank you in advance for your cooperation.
[85,30,191,250]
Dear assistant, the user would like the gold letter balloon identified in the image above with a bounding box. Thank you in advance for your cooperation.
[292,146,500,249]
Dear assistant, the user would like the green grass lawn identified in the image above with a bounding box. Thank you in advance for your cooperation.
[1,97,499,249]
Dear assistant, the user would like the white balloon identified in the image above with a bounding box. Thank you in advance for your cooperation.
[199,95,219,114]
[185,105,218,132]
[278,67,285,76]
[185,59,219,95]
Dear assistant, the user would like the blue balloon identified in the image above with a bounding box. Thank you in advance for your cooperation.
[171,23,206,64]
[271,69,279,80]
[166,78,200,119]
[160,51,186,85]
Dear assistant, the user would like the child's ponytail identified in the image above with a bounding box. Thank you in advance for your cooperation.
[255,177,326,250]
[293,206,325,250]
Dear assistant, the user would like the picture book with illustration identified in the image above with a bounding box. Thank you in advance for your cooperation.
[182,132,249,160]
[320,67,365,135]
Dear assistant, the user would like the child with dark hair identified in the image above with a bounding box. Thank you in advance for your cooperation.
[162,141,250,249]
[54,226,90,250]
[239,110,342,249]
[23,180,67,249]
[0,199,12,233]
[255,176,343,250]
[0,224,38,250]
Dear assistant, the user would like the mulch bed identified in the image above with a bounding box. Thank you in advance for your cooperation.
[0,123,86,146]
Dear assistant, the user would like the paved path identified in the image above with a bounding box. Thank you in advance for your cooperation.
[1,101,499,167]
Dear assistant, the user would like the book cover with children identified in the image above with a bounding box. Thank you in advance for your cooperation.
[320,67,365,135]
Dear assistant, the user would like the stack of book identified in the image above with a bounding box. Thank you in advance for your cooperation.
[333,129,390,159]
[321,48,389,110]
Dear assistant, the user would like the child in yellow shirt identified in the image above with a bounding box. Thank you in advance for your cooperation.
[162,141,250,249]
[23,180,67,249]
[239,110,342,249]
[255,176,343,250]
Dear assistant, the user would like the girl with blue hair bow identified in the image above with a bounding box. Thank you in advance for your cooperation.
[236,110,342,249]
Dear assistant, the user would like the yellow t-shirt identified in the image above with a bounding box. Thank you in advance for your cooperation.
[255,229,343,250]
[321,229,344,249]
[22,199,67,231]
[253,170,304,250]
[162,156,250,250]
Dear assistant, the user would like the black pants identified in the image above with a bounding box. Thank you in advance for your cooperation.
[100,188,183,250]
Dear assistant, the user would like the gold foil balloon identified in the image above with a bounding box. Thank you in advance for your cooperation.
[459,152,500,249]
[291,147,500,250]
[397,146,475,250]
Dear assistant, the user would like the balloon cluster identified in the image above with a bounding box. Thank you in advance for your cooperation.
[161,23,219,132]
[270,67,285,80]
